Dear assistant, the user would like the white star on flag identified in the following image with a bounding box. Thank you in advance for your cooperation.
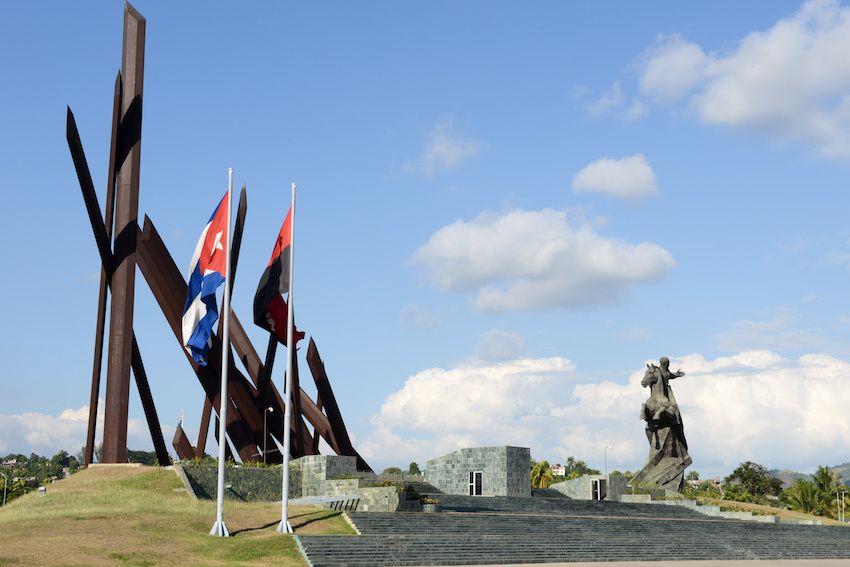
[210,230,224,257]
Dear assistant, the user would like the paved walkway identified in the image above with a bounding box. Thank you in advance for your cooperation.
[438,561,850,567]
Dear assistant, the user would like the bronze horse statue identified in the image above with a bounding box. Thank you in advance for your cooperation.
[639,362,681,424]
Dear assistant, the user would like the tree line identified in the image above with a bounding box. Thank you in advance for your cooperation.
[528,456,849,521]
[0,448,164,506]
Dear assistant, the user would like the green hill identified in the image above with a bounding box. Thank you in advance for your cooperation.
[769,462,850,488]
[0,465,353,566]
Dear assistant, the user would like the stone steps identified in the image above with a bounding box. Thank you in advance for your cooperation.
[297,494,850,566]
[622,494,812,524]
[299,530,850,567]
[427,493,710,519]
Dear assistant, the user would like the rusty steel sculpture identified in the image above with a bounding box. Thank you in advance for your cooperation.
[68,3,370,471]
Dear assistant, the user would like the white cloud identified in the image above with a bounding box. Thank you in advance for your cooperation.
[624,99,647,121]
[360,350,850,477]
[0,400,148,457]
[639,0,850,158]
[404,120,481,177]
[588,82,625,116]
[571,154,658,199]
[715,308,829,352]
[399,303,443,329]
[639,34,709,103]
[588,82,647,121]
[359,356,579,464]
[475,329,525,362]
[413,209,674,312]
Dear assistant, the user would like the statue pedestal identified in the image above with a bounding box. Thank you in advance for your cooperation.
[632,422,691,492]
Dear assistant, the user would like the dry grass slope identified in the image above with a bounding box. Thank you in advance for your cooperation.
[696,497,850,526]
[0,465,354,566]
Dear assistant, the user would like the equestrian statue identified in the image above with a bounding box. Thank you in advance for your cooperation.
[631,357,692,491]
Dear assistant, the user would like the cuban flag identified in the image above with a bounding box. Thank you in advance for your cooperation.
[182,192,229,365]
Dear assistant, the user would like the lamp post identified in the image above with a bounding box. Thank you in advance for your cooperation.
[263,407,274,465]
[1,471,7,506]
[838,490,847,523]
[604,446,613,478]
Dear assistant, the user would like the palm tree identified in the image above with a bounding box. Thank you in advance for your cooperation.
[783,479,819,513]
[531,460,554,489]
[811,466,842,516]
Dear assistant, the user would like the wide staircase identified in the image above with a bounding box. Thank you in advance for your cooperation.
[297,491,850,566]
[428,493,710,519]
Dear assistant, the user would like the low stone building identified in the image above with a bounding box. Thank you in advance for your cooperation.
[549,474,628,501]
[177,455,418,512]
[425,446,531,497]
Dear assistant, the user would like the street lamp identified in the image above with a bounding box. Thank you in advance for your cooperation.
[263,407,274,464]
[604,446,613,478]
[0,471,8,506]
[838,490,848,523]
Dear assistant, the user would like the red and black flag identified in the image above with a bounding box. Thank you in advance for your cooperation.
[253,209,305,345]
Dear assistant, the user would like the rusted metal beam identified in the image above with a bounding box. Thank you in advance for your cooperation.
[257,335,277,406]
[85,72,123,467]
[214,416,234,462]
[195,397,212,458]
[306,339,371,471]
[69,103,167,467]
[103,3,146,463]
[130,335,170,465]
[298,389,339,452]
[172,422,195,461]
[66,109,113,271]
[311,390,323,454]
[289,345,307,456]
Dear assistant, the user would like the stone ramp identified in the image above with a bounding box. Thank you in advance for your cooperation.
[429,493,711,520]
[298,508,850,566]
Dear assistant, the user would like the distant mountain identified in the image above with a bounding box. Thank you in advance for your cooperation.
[768,469,811,488]
[768,462,850,489]
[831,462,850,485]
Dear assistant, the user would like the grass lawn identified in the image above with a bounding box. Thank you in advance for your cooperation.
[0,465,355,566]
[696,497,849,526]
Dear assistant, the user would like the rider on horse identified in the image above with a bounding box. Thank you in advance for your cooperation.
[640,357,685,423]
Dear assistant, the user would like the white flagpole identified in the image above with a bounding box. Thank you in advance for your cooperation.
[277,181,297,534]
[210,167,234,538]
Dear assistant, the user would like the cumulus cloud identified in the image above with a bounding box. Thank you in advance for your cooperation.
[360,350,850,477]
[358,356,578,464]
[571,154,658,199]
[475,329,525,362]
[404,119,481,177]
[0,400,148,457]
[413,209,674,312]
[639,0,850,158]
[639,34,709,103]
[715,308,828,352]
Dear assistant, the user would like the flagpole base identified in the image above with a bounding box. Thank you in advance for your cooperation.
[276,520,293,534]
[210,520,231,537]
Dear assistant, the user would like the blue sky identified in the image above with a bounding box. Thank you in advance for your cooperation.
[2,0,850,478]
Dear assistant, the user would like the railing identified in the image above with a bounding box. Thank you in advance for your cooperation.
[291,494,361,511]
